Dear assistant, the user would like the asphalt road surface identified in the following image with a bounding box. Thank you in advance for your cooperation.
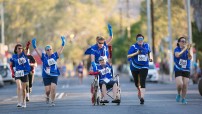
[0,74,201,114]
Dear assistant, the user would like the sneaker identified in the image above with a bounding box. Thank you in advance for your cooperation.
[17,103,22,107]
[50,102,55,106]
[100,100,109,103]
[46,97,49,104]
[176,94,181,102]
[22,103,26,108]
[111,99,120,103]
[181,98,187,104]
[140,98,144,104]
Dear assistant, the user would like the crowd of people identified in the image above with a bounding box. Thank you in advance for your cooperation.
[9,23,194,108]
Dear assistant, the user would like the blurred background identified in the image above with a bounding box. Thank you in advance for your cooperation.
[0,0,201,83]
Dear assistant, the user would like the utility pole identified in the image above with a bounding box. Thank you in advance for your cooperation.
[126,0,131,38]
[186,0,192,44]
[1,2,5,45]
[151,0,155,62]
[147,0,152,49]
[168,0,173,81]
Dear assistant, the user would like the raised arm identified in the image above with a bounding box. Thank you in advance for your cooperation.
[175,45,187,58]
[57,36,66,56]
[105,24,113,45]
[32,38,42,58]
[187,44,192,60]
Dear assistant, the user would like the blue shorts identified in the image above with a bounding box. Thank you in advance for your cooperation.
[99,80,117,90]
[43,76,58,86]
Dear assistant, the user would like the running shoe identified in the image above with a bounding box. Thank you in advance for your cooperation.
[140,98,144,104]
[46,97,50,104]
[111,99,120,103]
[181,98,187,104]
[21,103,26,108]
[176,94,181,102]
[50,102,55,106]
[17,103,22,107]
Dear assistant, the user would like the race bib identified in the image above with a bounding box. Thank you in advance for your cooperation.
[103,78,110,83]
[48,58,56,66]
[138,55,147,61]
[15,70,24,77]
[179,59,187,68]
[78,68,83,72]
[18,58,26,65]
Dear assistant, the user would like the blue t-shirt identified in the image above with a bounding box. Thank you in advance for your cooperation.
[97,63,113,82]
[10,52,31,76]
[91,42,109,64]
[77,65,83,73]
[41,52,60,77]
[174,46,190,72]
[128,43,151,71]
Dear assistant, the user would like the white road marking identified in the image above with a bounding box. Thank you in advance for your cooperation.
[57,93,65,99]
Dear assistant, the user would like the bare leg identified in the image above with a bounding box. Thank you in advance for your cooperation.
[140,88,145,98]
[21,82,27,105]
[50,83,57,102]
[102,84,107,100]
[16,80,22,104]
[45,85,51,98]
[182,77,189,98]
[176,76,183,95]
[112,83,118,99]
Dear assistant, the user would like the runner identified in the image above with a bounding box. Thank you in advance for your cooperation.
[77,61,84,84]
[31,36,66,106]
[10,43,31,108]
[24,48,37,102]
[127,34,152,104]
[174,36,192,104]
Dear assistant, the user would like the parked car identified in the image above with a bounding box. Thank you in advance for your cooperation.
[0,64,15,84]
[0,74,4,87]
[128,62,159,82]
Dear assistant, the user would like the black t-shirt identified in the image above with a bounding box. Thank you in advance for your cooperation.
[27,54,36,71]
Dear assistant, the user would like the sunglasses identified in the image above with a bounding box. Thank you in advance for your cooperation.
[17,47,23,50]
[180,40,186,43]
[46,49,52,51]
[137,37,144,42]
[98,42,104,44]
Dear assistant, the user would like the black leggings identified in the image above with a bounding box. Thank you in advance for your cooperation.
[26,72,34,93]
[131,68,148,88]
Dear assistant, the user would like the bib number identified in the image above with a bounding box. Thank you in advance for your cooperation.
[15,70,24,77]
[179,59,187,68]
[18,58,26,65]
[138,55,147,61]
[78,68,83,72]
[48,58,56,66]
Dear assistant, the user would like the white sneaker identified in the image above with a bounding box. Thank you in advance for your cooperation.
[50,102,55,107]
[22,103,26,108]
[17,103,22,107]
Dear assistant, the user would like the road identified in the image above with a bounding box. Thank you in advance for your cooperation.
[0,74,201,114]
